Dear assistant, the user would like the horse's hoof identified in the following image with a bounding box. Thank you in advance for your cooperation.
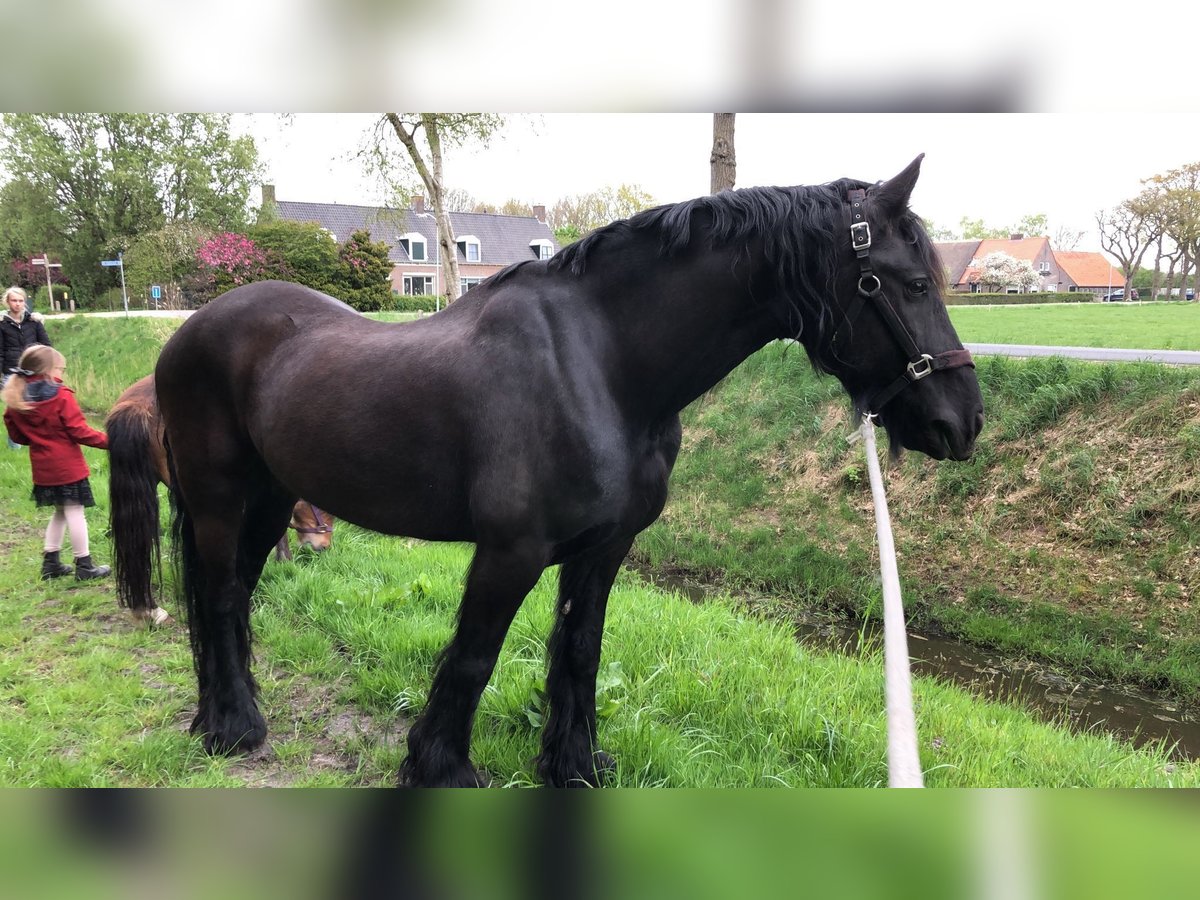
[397,758,490,788]
[593,749,617,781]
[192,706,267,756]
[538,749,616,788]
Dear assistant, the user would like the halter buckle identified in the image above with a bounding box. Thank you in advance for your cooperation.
[907,354,934,380]
[850,221,872,250]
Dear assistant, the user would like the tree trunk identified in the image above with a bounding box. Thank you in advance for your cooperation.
[423,116,461,305]
[1150,238,1162,300]
[710,114,736,194]
[386,114,461,306]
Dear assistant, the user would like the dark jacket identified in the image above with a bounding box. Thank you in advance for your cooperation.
[4,378,108,486]
[1,309,52,375]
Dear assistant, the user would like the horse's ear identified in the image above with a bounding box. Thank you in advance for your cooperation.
[872,154,925,214]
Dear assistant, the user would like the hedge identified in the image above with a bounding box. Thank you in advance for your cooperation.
[391,292,441,313]
[942,291,1097,306]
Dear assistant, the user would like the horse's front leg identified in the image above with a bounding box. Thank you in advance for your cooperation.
[537,537,634,787]
[399,539,548,787]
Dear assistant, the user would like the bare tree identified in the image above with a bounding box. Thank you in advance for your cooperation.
[547,185,656,238]
[1146,163,1200,301]
[1127,180,1173,300]
[710,114,736,193]
[1050,225,1086,251]
[1096,202,1159,297]
[379,114,504,304]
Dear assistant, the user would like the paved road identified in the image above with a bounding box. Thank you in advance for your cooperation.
[965,343,1200,366]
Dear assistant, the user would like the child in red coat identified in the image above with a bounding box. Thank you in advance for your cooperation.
[3,344,112,580]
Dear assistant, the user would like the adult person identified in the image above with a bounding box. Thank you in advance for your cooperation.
[2,286,52,448]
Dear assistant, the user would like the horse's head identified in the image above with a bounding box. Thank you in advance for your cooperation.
[825,154,984,460]
[290,502,336,553]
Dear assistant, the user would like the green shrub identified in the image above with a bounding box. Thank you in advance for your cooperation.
[391,293,440,313]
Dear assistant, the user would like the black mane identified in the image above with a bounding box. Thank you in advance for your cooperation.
[546,180,941,369]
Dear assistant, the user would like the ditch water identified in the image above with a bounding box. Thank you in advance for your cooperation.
[636,568,1200,762]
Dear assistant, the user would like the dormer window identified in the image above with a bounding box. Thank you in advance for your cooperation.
[457,235,481,263]
[399,232,427,262]
[530,238,554,260]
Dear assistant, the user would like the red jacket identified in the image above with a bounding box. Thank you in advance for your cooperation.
[4,378,108,486]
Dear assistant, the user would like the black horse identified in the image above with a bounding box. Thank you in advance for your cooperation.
[155,155,983,787]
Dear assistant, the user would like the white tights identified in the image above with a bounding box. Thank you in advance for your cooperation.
[44,503,89,558]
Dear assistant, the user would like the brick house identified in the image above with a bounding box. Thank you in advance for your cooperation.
[935,234,1123,297]
[1050,251,1129,298]
[263,186,559,299]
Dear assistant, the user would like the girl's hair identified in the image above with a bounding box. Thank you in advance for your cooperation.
[2,344,66,411]
[4,286,27,304]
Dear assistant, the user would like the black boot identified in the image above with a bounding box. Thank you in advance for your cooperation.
[74,555,111,580]
[41,551,74,580]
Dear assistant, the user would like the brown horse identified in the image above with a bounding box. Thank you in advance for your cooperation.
[106,375,335,625]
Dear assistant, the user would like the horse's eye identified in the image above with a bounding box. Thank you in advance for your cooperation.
[907,279,929,296]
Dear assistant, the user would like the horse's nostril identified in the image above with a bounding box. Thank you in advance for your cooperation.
[974,410,985,436]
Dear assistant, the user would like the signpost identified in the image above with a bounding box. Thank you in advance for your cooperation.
[151,285,162,309]
[100,252,129,315]
[30,255,65,311]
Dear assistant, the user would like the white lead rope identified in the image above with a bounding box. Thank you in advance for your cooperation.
[854,413,924,788]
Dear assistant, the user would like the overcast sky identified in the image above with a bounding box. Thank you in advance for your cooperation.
[239,113,1200,253]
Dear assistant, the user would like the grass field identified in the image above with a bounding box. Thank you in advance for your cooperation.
[948,301,1200,350]
[1,309,1197,787]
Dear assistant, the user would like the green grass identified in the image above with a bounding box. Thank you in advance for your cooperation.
[948,301,1200,350]
[2,315,1197,785]
[2,454,1192,787]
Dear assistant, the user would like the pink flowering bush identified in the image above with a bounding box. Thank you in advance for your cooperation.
[194,232,286,295]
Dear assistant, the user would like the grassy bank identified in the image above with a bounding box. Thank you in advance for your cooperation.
[1,311,1194,785]
[634,345,1200,702]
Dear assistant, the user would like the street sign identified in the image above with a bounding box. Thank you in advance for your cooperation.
[101,259,122,267]
[151,285,162,300]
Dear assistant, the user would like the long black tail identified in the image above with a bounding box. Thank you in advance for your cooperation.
[106,405,162,612]
[166,437,201,649]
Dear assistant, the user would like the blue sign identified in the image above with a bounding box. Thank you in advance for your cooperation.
[100,259,122,267]
[151,285,162,300]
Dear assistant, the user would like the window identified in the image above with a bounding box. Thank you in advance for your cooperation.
[460,277,484,293]
[400,232,427,262]
[403,274,433,296]
[457,235,480,263]
[530,238,555,260]
[1038,261,1050,273]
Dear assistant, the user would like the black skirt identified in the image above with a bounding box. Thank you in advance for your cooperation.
[32,478,96,508]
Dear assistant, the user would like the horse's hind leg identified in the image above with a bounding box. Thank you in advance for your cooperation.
[183,496,268,755]
[173,458,294,757]
[237,475,298,595]
[537,538,633,787]
[399,540,548,787]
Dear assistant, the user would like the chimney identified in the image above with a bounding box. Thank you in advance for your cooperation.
[1010,233,1024,241]
[261,184,276,206]
[533,204,546,224]
[412,195,425,214]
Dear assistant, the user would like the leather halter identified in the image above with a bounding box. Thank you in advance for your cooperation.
[289,502,333,535]
[835,188,974,417]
